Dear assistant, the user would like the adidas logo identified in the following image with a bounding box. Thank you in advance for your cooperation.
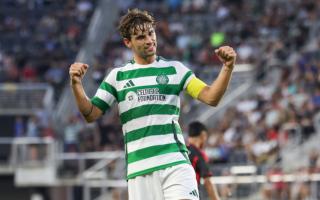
[189,189,198,197]
[123,80,135,88]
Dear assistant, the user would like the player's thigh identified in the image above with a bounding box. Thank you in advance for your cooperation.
[161,164,199,200]
[128,172,164,200]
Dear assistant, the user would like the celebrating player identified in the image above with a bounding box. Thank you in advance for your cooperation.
[69,8,236,200]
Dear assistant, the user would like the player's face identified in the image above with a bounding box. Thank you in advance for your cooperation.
[125,24,157,60]
[200,131,208,148]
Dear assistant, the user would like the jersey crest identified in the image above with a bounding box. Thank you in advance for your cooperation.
[156,74,169,85]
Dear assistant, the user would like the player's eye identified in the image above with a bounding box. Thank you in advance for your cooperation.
[136,35,145,40]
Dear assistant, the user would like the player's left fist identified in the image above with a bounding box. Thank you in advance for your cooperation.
[215,46,237,70]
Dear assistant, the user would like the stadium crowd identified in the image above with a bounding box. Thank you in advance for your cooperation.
[0,0,95,96]
[0,0,96,144]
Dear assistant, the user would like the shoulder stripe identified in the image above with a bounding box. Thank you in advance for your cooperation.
[127,143,188,164]
[91,97,110,112]
[116,67,177,81]
[125,123,182,143]
[120,104,179,124]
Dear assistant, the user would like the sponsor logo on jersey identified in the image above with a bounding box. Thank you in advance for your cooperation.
[137,88,166,102]
[125,88,166,102]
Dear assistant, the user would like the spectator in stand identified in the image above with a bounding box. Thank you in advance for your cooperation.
[26,115,40,138]
[290,167,311,200]
[14,116,24,137]
[63,114,83,152]
[262,165,290,200]
[25,114,41,161]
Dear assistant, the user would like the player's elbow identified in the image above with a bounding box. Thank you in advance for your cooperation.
[207,99,220,107]
[198,87,224,107]
[204,97,221,107]
[199,95,220,107]
[82,114,98,123]
[84,117,95,123]
[82,105,102,123]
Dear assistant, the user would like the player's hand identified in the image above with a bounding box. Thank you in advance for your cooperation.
[215,46,236,70]
[69,62,89,85]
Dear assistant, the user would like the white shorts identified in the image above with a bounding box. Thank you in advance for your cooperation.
[128,163,199,200]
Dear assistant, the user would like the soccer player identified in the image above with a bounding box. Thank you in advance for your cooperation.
[69,9,236,200]
[188,121,221,200]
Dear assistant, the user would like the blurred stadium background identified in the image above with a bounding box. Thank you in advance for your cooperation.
[0,0,319,199]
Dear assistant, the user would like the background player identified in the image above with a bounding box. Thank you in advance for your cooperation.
[188,121,221,200]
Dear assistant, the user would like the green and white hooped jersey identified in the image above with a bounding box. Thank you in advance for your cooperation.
[91,57,195,179]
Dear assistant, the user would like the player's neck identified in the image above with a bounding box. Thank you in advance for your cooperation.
[188,138,203,149]
[134,54,156,65]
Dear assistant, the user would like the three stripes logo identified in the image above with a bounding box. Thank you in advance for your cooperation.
[123,80,135,89]
[189,189,199,198]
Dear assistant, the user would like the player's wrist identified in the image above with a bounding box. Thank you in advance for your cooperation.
[223,64,234,72]
[70,79,82,86]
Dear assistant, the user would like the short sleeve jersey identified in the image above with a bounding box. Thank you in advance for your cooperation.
[91,57,195,179]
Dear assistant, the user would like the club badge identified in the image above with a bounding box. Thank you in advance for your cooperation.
[156,74,169,85]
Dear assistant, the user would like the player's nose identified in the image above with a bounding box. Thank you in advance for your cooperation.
[145,35,154,44]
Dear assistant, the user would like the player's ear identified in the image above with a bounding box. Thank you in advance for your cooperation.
[201,131,208,141]
[123,38,132,48]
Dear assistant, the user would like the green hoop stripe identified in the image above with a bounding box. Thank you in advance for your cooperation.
[125,123,182,143]
[127,143,188,164]
[120,104,179,124]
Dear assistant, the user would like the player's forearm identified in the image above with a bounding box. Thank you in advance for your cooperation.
[70,82,94,122]
[201,65,233,106]
[204,178,221,200]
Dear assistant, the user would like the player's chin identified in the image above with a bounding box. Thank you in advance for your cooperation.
[145,51,156,57]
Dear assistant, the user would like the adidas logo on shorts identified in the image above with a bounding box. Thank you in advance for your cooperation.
[189,189,198,197]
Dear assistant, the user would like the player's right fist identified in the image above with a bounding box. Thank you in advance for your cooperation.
[69,62,89,85]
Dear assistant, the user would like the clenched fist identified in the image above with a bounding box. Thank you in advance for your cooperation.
[69,62,89,85]
[215,46,237,70]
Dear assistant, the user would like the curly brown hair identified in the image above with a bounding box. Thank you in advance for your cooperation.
[117,9,155,40]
